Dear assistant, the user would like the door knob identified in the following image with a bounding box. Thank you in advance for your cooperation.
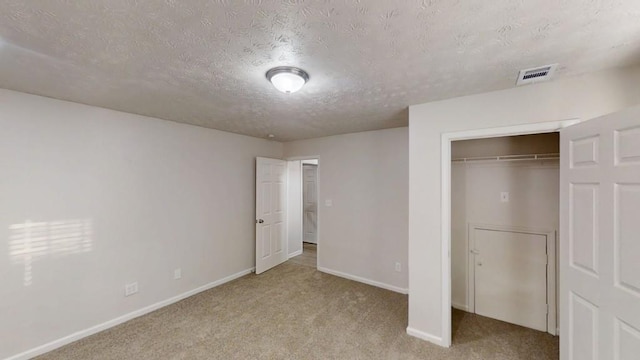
[256,219,264,224]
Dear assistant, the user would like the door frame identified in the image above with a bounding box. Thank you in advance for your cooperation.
[440,119,579,347]
[286,156,321,268]
[467,223,557,335]
[302,163,319,244]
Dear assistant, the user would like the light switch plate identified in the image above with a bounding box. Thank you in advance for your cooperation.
[325,199,333,207]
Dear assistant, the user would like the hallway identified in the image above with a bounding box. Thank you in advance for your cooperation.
[288,242,317,268]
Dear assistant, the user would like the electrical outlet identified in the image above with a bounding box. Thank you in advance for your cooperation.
[124,282,138,297]
[395,262,402,272]
[500,192,510,202]
[174,268,182,280]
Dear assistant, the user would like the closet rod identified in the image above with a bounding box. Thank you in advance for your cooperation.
[452,153,559,163]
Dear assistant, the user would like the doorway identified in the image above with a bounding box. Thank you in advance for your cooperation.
[451,133,559,339]
[286,157,320,268]
[302,160,318,244]
[439,119,579,348]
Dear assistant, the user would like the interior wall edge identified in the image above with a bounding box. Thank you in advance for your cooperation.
[0,88,286,147]
[317,266,408,295]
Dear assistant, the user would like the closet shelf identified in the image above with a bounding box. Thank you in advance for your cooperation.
[452,153,559,163]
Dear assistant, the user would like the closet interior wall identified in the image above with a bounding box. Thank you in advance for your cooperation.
[451,133,560,313]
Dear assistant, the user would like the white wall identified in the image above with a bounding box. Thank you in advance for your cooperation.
[287,160,303,257]
[283,128,409,292]
[408,65,640,344]
[451,160,559,310]
[0,89,283,359]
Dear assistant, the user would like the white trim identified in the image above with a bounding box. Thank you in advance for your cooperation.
[301,163,319,245]
[317,266,408,294]
[314,158,320,269]
[5,267,255,360]
[288,249,303,258]
[439,119,578,348]
[451,302,470,312]
[406,327,447,347]
[285,155,322,161]
[467,223,475,313]
[443,119,580,142]
[441,132,452,347]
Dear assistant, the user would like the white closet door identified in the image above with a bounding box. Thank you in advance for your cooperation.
[560,105,640,360]
[474,229,548,331]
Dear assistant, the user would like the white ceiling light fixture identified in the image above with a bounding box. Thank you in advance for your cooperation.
[266,66,309,94]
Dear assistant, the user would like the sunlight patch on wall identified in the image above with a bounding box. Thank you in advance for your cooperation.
[9,219,93,286]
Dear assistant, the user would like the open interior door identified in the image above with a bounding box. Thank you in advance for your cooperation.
[560,105,640,360]
[255,157,288,274]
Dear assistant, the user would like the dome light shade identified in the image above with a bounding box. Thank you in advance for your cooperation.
[266,66,309,94]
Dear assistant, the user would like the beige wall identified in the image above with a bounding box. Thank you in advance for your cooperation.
[283,128,409,292]
[408,65,640,343]
[0,89,283,359]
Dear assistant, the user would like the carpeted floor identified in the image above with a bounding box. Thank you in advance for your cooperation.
[36,262,558,359]
[287,243,317,268]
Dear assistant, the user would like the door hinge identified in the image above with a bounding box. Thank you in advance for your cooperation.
[546,304,549,315]
[545,256,548,265]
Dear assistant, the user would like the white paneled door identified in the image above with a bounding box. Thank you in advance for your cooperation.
[255,157,288,274]
[303,164,318,244]
[560,105,640,360]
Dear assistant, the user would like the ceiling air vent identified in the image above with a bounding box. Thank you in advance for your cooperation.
[516,64,558,86]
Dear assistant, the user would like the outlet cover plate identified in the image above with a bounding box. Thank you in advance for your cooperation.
[125,282,138,297]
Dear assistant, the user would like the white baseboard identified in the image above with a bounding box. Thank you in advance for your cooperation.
[287,249,303,258]
[451,302,470,312]
[5,267,255,360]
[317,266,408,294]
[406,327,448,347]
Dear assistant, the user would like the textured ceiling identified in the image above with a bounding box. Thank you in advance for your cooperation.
[1,1,640,141]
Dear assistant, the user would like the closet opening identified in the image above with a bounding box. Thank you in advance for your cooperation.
[450,132,560,357]
[286,157,319,269]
